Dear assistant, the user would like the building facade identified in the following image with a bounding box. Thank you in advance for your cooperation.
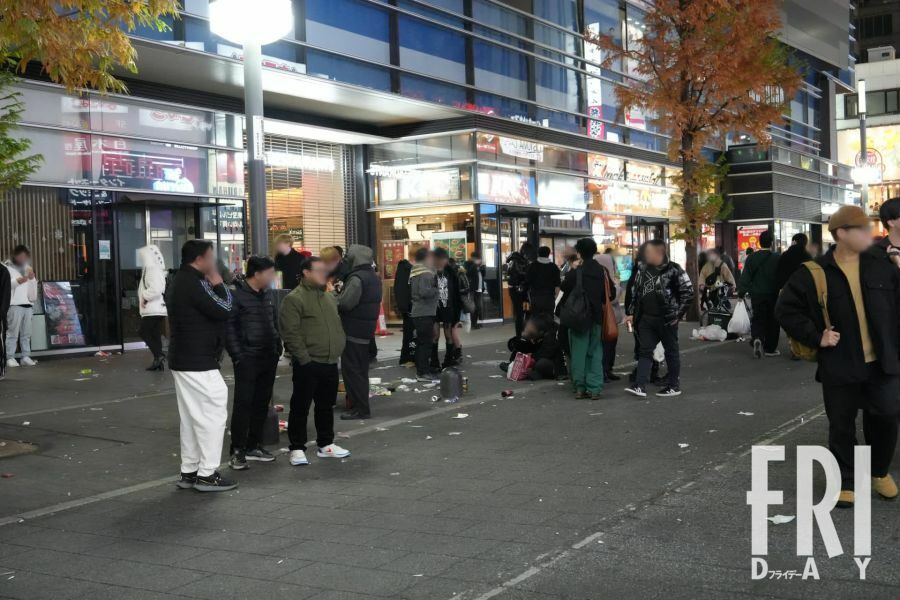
[7,0,857,349]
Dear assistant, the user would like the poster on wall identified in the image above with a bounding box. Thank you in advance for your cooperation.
[432,231,468,262]
[382,241,406,280]
[736,225,769,270]
[477,169,534,205]
[42,281,86,347]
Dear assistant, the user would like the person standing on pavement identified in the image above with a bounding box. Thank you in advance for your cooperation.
[871,197,900,267]
[777,205,900,507]
[137,245,168,372]
[4,245,38,369]
[559,238,609,400]
[737,231,781,359]
[463,251,486,329]
[336,245,383,421]
[279,257,351,466]
[394,257,415,366]
[409,247,439,381]
[224,256,281,471]
[274,234,304,290]
[623,239,693,398]
[431,248,463,369]
[775,233,812,291]
[167,240,236,492]
[526,246,561,316]
[506,242,534,337]
[595,248,621,382]
[0,258,9,380]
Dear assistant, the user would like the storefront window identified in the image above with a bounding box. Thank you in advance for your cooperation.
[536,172,587,210]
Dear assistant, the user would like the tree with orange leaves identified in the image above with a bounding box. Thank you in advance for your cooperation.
[588,0,801,317]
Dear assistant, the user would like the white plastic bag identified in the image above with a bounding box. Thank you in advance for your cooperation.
[653,342,665,363]
[728,300,751,336]
[460,311,471,333]
[691,324,728,342]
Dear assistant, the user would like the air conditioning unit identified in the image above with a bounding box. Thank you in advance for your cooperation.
[867,46,896,62]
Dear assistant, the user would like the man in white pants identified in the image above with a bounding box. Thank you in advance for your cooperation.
[166,240,236,492]
[4,245,38,368]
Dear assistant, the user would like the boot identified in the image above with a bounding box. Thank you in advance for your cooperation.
[873,474,898,499]
[442,344,458,368]
[429,344,441,370]
[146,356,162,371]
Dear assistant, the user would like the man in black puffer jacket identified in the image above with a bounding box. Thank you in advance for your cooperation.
[166,240,236,492]
[224,256,282,470]
[337,245,383,420]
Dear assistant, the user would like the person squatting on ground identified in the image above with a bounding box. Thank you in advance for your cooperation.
[4,245,38,369]
[559,237,610,400]
[137,245,169,372]
[167,240,236,492]
[500,313,564,381]
[279,256,351,467]
[224,256,282,471]
[777,205,899,507]
[624,239,693,398]
[336,245,383,421]
[738,230,781,358]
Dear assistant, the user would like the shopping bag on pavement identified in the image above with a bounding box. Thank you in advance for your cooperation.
[262,405,280,446]
[727,300,751,336]
[653,342,665,364]
[507,352,535,381]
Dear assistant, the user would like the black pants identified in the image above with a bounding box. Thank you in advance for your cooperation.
[342,341,371,416]
[400,313,415,363]
[139,316,165,359]
[750,295,780,353]
[635,316,680,387]
[288,361,338,451]
[471,293,483,328]
[413,315,435,376]
[602,338,617,377]
[510,289,526,337]
[529,291,555,317]
[822,364,900,489]
[230,355,277,453]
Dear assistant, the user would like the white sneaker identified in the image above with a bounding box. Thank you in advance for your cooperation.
[20,357,37,367]
[289,450,309,466]
[6,358,19,368]
[764,351,781,357]
[317,444,350,459]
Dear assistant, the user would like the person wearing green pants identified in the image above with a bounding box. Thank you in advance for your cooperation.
[559,238,612,400]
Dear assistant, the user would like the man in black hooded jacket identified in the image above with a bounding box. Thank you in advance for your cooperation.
[394,258,414,366]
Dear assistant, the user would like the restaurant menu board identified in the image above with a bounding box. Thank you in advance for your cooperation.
[382,241,406,280]
[42,281,86,346]
[432,231,468,262]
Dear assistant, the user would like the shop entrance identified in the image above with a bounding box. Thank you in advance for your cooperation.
[631,217,669,248]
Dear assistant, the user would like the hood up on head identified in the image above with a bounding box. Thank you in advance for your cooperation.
[138,245,166,271]
[344,244,374,271]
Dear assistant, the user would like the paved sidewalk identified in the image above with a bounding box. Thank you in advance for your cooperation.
[0,324,897,599]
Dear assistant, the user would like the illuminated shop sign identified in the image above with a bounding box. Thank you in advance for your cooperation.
[838,126,900,183]
[477,169,534,205]
[380,168,461,204]
[537,174,586,210]
[217,44,306,74]
[477,133,544,162]
[265,151,336,172]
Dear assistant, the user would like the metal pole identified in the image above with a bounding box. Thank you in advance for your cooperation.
[243,39,268,257]
[859,110,868,210]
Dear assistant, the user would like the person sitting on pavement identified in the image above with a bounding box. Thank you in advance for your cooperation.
[737,231,781,359]
[698,248,735,313]
[776,205,900,507]
[623,239,693,398]
[280,257,351,466]
[167,240,236,492]
[526,246,561,317]
[224,256,282,471]
[336,245,383,421]
[409,248,439,381]
[500,313,564,381]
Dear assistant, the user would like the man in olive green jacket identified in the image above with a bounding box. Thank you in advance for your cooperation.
[279,257,350,466]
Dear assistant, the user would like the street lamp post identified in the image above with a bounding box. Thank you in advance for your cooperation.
[858,79,868,210]
[210,0,293,257]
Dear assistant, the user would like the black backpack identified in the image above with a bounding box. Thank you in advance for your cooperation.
[559,268,592,333]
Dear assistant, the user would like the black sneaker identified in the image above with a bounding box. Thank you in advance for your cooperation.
[656,386,683,397]
[624,385,647,397]
[417,373,437,382]
[194,471,238,492]
[499,362,510,373]
[340,410,371,420]
[176,471,197,489]
[245,447,276,462]
[229,450,248,470]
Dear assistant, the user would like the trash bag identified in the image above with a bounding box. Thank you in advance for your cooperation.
[691,324,728,342]
[460,311,471,333]
[727,300,751,336]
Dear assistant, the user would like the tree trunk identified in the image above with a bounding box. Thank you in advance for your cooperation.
[680,135,701,322]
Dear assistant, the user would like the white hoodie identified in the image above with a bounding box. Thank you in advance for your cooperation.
[137,245,168,317]
[4,260,38,306]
